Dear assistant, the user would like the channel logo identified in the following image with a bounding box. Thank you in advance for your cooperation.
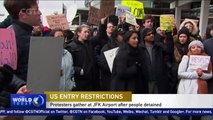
[11,94,46,108]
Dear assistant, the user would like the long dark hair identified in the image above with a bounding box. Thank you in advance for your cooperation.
[119,31,139,55]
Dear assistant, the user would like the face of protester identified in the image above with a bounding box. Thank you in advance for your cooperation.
[144,31,154,42]
[210,29,213,37]
[190,45,202,55]
[135,25,140,32]
[117,34,123,43]
[20,4,41,26]
[143,19,153,29]
[54,31,64,38]
[179,34,188,45]
[185,22,193,33]
[158,29,165,37]
[128,33,139,48]
[93,30,98,37]
[106,23,114,36]
[78,27,89,41]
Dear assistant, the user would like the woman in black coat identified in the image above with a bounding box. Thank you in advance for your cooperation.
[111,31,148,94]
[111,31,147,120]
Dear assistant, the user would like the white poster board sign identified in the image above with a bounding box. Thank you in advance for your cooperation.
[116,5,130,17]
[125,11,137,26]
[104,47,119,73]
[189,55,210,70]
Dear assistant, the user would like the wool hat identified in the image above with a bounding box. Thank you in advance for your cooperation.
[178,26,190,38]
[188,40,204,50]
[141,28,153,41]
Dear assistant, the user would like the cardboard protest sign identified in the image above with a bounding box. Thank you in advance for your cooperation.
[27,37,63,94]
[88,6,100,25]
[46,14,69,30]
[125,11,137,26]
[189,55,210,70]
[0,29,17,69]
[122,0,144,19]
[115,5,130,17]
[160,14,174,32]
[104,47,119,73]
[100,0,115,18]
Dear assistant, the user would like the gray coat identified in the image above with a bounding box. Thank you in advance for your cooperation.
[60,49,75,91]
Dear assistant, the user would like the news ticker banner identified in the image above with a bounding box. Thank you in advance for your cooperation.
[0,108,213,116]
[5,92,213,115]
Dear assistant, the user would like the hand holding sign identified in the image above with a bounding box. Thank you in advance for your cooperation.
[125,11,137,26]
[196,68,203,76]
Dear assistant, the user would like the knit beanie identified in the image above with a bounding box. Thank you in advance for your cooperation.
[141,28,153,41]
[178,26,190,39]
[188,40,204,50]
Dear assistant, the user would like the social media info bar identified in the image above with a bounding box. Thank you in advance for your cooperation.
[4,92,213,116]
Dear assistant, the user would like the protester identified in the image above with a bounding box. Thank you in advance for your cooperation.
[45,29,75,120]
[66,24,100,120]
[204,24,213,40]
[1,0,40,107]
[64,29,74,45]
[178,40,212,120]
[111,31,147,120]
[179,19,201,41]
[203,33,213,94]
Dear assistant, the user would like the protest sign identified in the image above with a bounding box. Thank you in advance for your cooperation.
[160,14,174,32]
[0,29,17,69]
[104,47,119,73]
[46,14,69,30]
[122,0,144,19]
[100,0,115,18]
[189,55,210,70]
[27,37,63,94]
[125,11,137,26]
[115,5,130,17]
[88,6,100,25]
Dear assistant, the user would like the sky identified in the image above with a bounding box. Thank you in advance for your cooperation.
[0,0,86,26]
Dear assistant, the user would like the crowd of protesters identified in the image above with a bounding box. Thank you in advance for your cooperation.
[0,0,213,120]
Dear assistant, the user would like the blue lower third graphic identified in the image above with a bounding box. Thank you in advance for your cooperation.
[11,94,46,108]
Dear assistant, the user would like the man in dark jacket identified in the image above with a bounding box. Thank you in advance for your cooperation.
[1,0,41,108]
[203,37,213,93]
[139,28,171,94]
[99,30,124,91]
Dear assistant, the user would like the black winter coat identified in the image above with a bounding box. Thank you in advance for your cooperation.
[139,42,171,93]
[111,44,148,93]
[203,38,213,93]
[0,20,30,107]
[66,39,100,91]
[99,38,120,91]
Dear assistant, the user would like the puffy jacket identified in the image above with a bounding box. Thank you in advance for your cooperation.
[60,49,75,91]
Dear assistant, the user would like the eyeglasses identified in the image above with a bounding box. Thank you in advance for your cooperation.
[146,32,154,36]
